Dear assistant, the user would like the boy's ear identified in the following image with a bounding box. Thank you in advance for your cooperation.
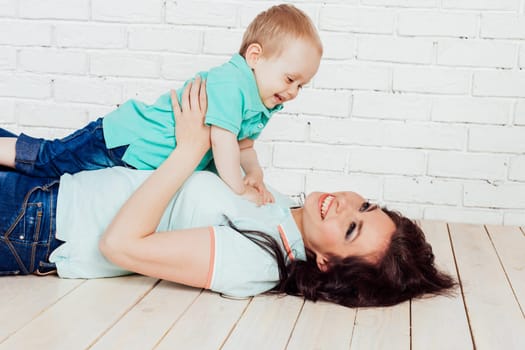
[244,43,263,69]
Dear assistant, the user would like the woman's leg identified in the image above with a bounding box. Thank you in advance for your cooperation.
[14,118,130,178]
[0,169,62,275]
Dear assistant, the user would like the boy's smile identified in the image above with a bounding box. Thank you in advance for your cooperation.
[247,39,322,109]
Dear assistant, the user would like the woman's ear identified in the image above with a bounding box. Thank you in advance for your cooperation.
[244,43,263,69]
[316,255,330,272]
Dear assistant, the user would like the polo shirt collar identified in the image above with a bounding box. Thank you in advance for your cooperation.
[229,54,284,118]
[277,210,306,262]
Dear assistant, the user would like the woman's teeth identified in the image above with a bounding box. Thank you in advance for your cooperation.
[321,195,334,219]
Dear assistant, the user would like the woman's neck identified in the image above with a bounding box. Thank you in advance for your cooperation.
[290,207,305,240]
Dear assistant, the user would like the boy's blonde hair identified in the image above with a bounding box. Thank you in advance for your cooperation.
[239,4,322,58]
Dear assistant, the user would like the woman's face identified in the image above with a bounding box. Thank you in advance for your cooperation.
[300,191,396,271]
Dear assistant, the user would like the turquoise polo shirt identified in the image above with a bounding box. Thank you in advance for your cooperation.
[102,54,283,170]
[51,168,306,298]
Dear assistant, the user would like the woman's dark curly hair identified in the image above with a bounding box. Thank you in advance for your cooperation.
[232,207,456,308]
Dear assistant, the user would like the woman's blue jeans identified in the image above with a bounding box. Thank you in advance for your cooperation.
[0,128,63,275]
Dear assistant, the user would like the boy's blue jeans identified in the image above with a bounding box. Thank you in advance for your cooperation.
[0,129,63,275]
[15,118,131,178]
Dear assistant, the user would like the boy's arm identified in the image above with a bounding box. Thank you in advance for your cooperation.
[239,138,274,204]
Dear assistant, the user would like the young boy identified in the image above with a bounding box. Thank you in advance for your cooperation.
[0,4,322,204]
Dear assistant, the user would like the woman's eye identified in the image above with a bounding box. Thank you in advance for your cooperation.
[346,222,356,239]
[360,202,370,212]
[286,76,293,83]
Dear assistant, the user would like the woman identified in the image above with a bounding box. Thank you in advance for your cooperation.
[0,79,455,307]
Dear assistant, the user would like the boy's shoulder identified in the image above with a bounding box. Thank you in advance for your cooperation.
[207,54,252,88]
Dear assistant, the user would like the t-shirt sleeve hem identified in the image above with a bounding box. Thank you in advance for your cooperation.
[204,226,216,289]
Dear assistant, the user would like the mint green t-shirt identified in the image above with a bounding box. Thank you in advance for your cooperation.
[102,54,283,170]
[50,168,306,298]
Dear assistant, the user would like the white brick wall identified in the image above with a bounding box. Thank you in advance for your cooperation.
[1,0,524,226]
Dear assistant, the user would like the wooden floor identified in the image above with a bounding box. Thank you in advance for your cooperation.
[0,221,524,350]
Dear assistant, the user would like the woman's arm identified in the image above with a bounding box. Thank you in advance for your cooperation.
[99,77,213,287]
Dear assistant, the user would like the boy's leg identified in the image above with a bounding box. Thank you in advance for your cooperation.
[0,128,18,170]
[15,118,129,178]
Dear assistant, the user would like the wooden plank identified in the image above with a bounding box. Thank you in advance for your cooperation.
[349,301,410,350]
[91,281,202,350]
[222,294,304,350]
[286,300,356,350]
[449,223,525,350]
[0,276,83,342]
[0,275,157,350]
[155,290,250,350]
[411,221,472,350]
[485,224,525,315]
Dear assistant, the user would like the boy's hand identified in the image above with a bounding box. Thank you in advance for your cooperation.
[244,171,275,205]
[241,185,264,206]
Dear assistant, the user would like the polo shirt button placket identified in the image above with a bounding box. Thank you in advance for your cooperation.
[257,123,264,129]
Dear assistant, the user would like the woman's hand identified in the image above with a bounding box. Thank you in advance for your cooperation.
[172,75,210,153]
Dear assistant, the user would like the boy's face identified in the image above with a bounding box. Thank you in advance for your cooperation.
[247,39,322,109]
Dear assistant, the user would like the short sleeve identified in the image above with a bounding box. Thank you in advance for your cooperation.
[205,82,244,136]
[208,225,280,298]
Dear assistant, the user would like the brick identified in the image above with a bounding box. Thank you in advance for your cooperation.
[16,102,88,129]
[0,21,52,46]
[0,47,15,70]
[509,156,525,181]
[465,182,525,208]
[432,96,511,125]
[54,77,122,105]
[315,62,391,91]
[56,23,127,49]
[320,6,394,34]
[358,36,433,64]
[469,126,525,153]
[0,73,51,99]
[93,0,163,23]
[253,141,272,168]
[384,177,462,205]
[424,206,503,225]
[428,151,507,180]
[257,114,309,142]
[309,118,384,146]
[20,0,89,20]
[503,212,525,226]
[349,148,425,175]
[319,32,356,60]
[515,100,525,125]
[203,30,243,55]
[0,0,16,16]
[130,27,202,53]
[273,143,347,171]
[481,13,525,39]
[90,53,160,78]
[384,122,465,150]
[306,172,383,200]
[87,105,114,121]
[474,71,525,98]
[166,1,237,27]
[284,88,351,117]
[353,92,431,121]
[443,0,519,10]
[264,169,305,196]
[437,39,516,68]
[521,44,525,68]
[362,0,437,7]
[394,66,471,94]
[0,99,15,123]
[161,54,225,81]
[20,48,88,74]
[398,11,477,37]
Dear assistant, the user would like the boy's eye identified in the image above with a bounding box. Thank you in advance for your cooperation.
[346,222,356,239]
[359,202,370,212]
